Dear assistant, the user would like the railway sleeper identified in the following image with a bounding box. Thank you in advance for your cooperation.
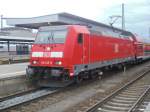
[119,92,142,96]
[143,101,150,105]
[127,86,147,90]
[101,104,129,111]
[128,85,149,88]
[118,93,141,98]
[123,89,145,93]
[106,101,132,107]
[111,98,136,104]
[114,96,138,101]
[97,108,123,112]
[137,108,146,112]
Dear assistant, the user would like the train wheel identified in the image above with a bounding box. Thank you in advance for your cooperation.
[74,75,83,84]
[89,71,98,79]
[91,74,97,79]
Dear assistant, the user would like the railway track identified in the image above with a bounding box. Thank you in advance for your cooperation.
[0,88,39,102]
[133,90,150,112]
[0,87,60,111]
[86,66,150,112]
[1,65,150,112]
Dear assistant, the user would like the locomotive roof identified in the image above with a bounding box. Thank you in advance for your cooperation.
[5,13,133,36]
[39,25,68,31]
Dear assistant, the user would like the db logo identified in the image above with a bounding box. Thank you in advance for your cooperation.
[114,44,119,53]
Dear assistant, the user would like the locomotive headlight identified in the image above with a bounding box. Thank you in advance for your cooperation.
[33,60,37,64]
[55,61,62,65]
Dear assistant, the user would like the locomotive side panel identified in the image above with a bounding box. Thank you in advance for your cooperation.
[90,35,135,64]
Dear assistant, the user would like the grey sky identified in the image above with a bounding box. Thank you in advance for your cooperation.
[99,0,150,40]
[0,0,149,40]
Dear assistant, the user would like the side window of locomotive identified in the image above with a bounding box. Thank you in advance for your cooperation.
[77,33,83,44]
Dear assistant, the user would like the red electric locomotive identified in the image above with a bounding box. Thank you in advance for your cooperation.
[143,43,150,58]
[26,25,150,87]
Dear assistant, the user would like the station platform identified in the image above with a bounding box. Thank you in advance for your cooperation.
[0,62,28,79]
[0,54,29,65]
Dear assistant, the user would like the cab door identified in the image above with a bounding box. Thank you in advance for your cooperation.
[83,34,90,64]
[76,33,90,65]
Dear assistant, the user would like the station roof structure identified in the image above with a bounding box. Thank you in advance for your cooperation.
[0,36,34,42]
[5,12,129,34]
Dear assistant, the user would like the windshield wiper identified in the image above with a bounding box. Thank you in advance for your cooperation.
[51,32,56,47]
[48,32,52,44]
[51,32,55,43]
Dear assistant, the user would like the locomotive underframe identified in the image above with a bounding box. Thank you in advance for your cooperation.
[26,66,71,81]
[73,57,135,75]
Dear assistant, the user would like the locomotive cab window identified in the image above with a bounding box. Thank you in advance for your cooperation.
[78,33,83,44]
[35,29,68,44]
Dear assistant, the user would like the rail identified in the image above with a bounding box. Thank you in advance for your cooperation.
[85,67,150,112]
[128,86,150,112]
[0,87,61,111]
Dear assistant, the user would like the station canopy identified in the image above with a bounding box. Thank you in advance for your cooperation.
[0,36,34,42]
[5,13,122,31]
